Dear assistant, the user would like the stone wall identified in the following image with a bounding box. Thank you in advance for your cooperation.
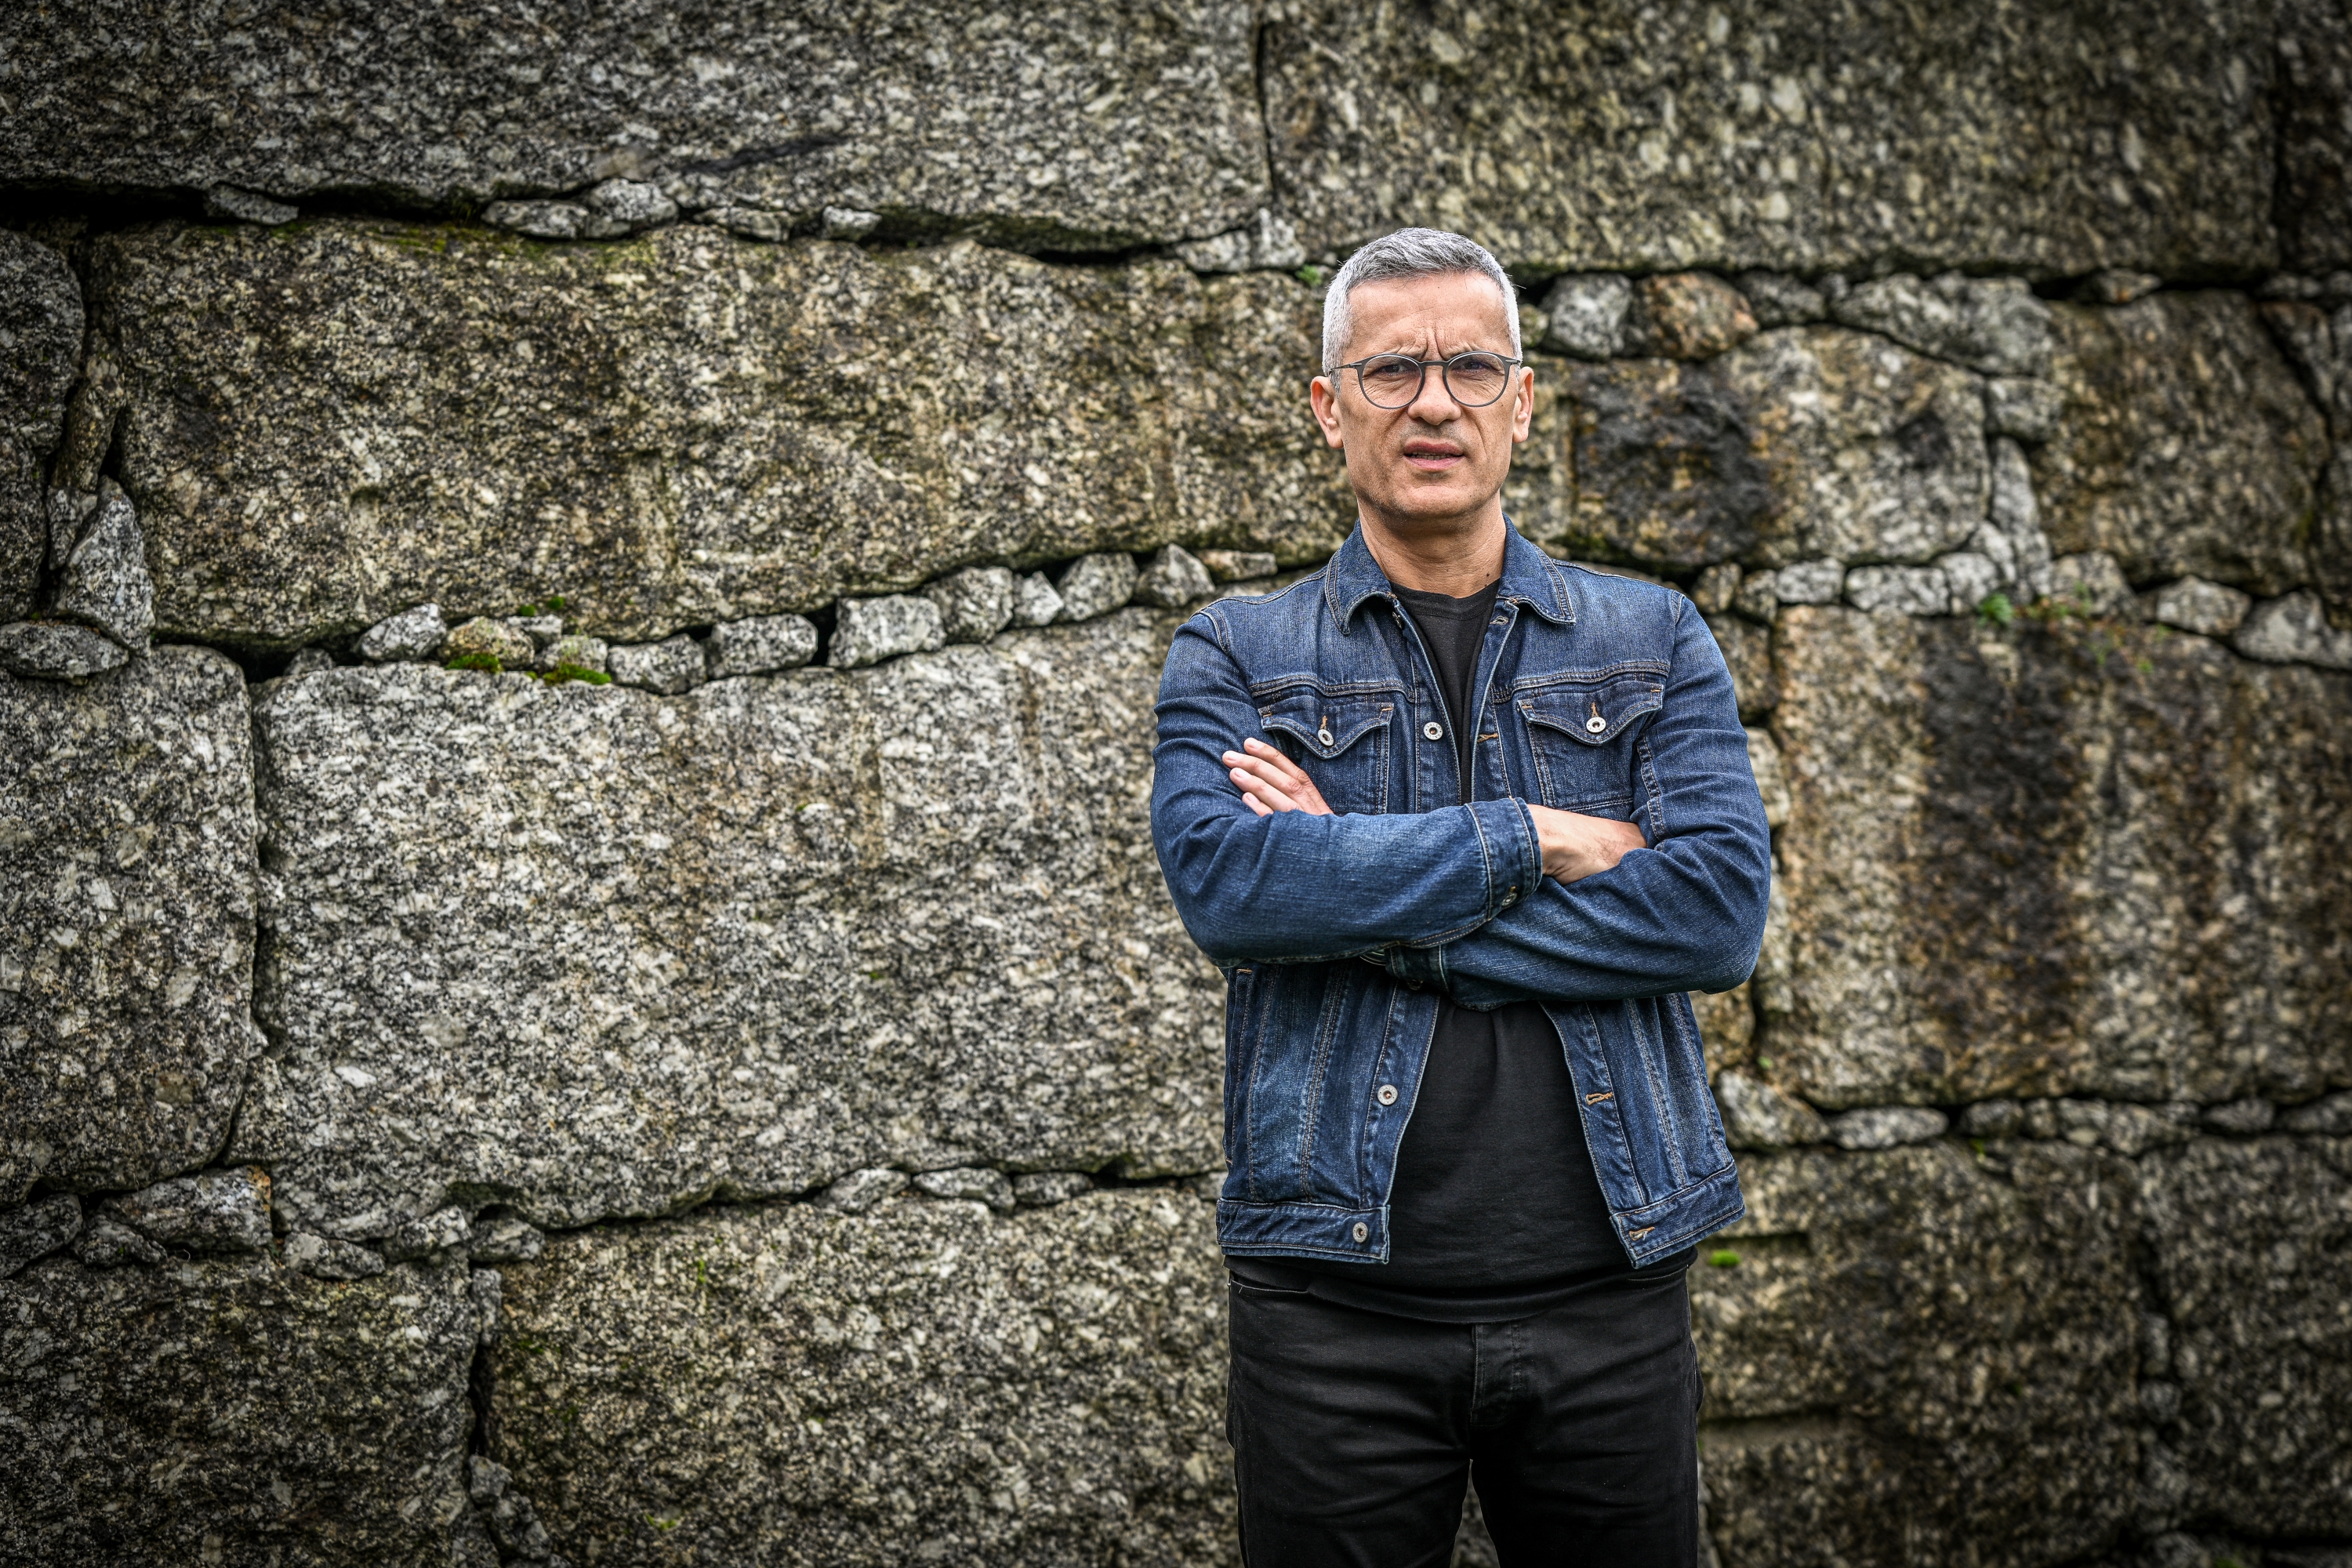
[3,5,2350,1566]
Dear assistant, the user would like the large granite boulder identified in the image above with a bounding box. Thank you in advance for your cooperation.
[1261,0,2274,276]
[85,221,1345,649]
[2033,292,2330,597]
[0,230,84,620]
[490,1189,1229,1566]
[0,1252,488,1566]
[0,0,1266,251]
[0,647,259,1203]
[2141,1135,2352,1539]
[1763,607,2352,1109]
[232,611,1224,1238]
[1693,1140,2142,1568]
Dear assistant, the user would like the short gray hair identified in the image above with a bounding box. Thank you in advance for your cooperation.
[1320,227,1519,372]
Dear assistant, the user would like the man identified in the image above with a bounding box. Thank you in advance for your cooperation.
[1149,228,1772,1566]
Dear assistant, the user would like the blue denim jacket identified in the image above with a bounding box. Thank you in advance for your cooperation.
[1151,524,1770,1268]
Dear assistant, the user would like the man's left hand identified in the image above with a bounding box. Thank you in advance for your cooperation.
[1222,739,1334,816]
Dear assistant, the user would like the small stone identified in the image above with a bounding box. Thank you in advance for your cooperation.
[1773,559,1846,604]
[829,593,946,668]
[489,1490,553,1559]
[2202,1098,2276,1134]
[1131,545,1214,608]
[2142,576,2252,638]
[1010,571,1064,626]
[2045,553,2133,615]
[707,206,789,241]
[1732,569,1780,622]
[100,1167,272,1254]
[2280,1091,2352,1133]
[0,620,129,680]
[815,1168,906,1214]
[1539,273,1633,360]
[608,633,706,692]
[1829,271,2053,378]
[0,1193,83,1279]
[702,614,816,677]
[470,1454,513,1504]
[470,1269,503,1344]
[583,178,677,229]
[483,200,596,240]
[911,1167,1016,1211]
[1987,438,2054,599]
[535,633,610,675]
[1051,552,1139,622]
[1714,1071,1828,1152]
[2052,1099,2194,1157]
[470,1212,547,1264]
[1194,549,1279,583]
[822,206,881,241]
[1734,271,1827,327]
[1172,209,1305,274]
[1691,563,1742,615]
[1628,272,1758,360]
[358,603,448,662]
[1939,552,2004,615]
[51,479,154,652]
[381,1204,471,1262]
[74,1216,165,1269]
[282,648,336,679]
[2078,270,2163,305]
[45,488,97,570]
[1960,1099,2025,1138]
[1826,1105,1949,1150]
[513,614,564,650]
[1011,1172,1094,1207]
[442,615,535,670]
[1984,377,2063,442]
[1845,564,1950,615]
[283,1230,387,1279]
[2233,590,2352,670]
[922,566,1017,644]
[203,184,298,226]
[2022,1099,2061,1139]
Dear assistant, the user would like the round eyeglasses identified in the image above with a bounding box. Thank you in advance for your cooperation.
[1327,350,1523,409]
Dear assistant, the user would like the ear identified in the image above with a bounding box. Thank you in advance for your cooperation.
[1508,363,1536,445]
[1308,374,1345,450]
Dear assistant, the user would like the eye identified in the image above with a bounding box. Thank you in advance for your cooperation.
[1448,354,1508,386]
[1362,355,1421,384]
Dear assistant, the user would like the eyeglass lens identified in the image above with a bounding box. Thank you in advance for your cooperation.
[1355,353,1513,409]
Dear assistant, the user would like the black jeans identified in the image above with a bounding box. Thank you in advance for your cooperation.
[1225,1267,1700,1568]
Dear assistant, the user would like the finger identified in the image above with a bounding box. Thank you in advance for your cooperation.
[1241,791,1272,817]
[1234,770,1303,812]
[1227,759,1298,800]
[1241,736,1313,787]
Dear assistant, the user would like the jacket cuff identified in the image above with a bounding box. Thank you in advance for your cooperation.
[1467,796,1542,923]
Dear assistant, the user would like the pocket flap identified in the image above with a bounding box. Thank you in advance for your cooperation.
[1520,676,1664,746]
[1259,695,1394,759]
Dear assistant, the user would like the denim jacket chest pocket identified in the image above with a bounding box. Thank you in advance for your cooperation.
[1258,688,1397,815]
[1515,670,1666,814]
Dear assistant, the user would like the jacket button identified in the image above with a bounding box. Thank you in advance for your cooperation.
[1422,720,1443,742]
[1352,1222,1370,1243]
[1316,727,1334,746]
[1585,714,1608,735]
[1376,1083,1398,1105]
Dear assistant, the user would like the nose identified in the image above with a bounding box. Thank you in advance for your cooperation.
[1405,361,1464,425]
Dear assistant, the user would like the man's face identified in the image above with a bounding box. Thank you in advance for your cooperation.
[1308,270,1535,533]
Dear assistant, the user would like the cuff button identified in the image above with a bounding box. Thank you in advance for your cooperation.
[1376,1083,1399,1105]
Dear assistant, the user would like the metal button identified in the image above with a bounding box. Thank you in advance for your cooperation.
[1376,1083,1399,1105]
[1316,727,1334,747]
[1422,720,1444,742]
[1352,1222,1370,1243]
[1585,714,1608,735]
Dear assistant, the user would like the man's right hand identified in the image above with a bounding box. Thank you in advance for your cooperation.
[1527,804,1646,884]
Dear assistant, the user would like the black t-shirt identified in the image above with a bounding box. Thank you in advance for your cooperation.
[1228,579,1693,1321]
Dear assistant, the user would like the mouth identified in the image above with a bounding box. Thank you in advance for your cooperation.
[1400,439,1467,474]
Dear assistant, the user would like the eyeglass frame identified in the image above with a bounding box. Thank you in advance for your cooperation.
[1321,350,1529,410]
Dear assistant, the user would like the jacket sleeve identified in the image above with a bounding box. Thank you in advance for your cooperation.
[1150,604,1543,966]
[1388,597,1771,1005]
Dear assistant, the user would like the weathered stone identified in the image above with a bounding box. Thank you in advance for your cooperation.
[1692,563,1742,615]
[1828,273,2053,378]
[0,621,129,681]
[1172,209,1307,274]
[1745,728,1788,829]
[0,1194,82,1280]
[1774,561,1845,604]
[1987,437,2056,601]
[2143,576,2252,638]
[1708,615,1776,721]
[1764,607,2352,1107]
[1985,377,2064,442]
[608,633,706,692]
[1825,1105,1947,1150]
[2279,0,2352,274]
[585,178,677,230]
[1736,273,1825,328]
[234,612,1223,1235]
[2047,552,2133,616]
[383,1203,473,1263]
[2235,590,2352,670]
[1732,569,1779,623]
[702,615,814,678]
[2282,1091,2352,1134]
[0,230,82,622]
[1627,273,1758,361]
[1133,545,1215,609]
[1712,1071,1827,1152]
[1695,1142,2141,1568]
[0,647,258,1203]
[536,633,611,677]
[490,1191,1229,1566]
[1538,274,1634,360]
[3,2,1266,252]
[1844,564,1948,617]
[1011,571,1063,627]
[284,1229,387,1279]
[1940,551,2004,616]
[359,602,449,662]
[921,567,1016,644]
[2143,1137,2352,1537]
[73,1216,165,1269]
[86,223,1345,648]
[1196,549,1278,583]
[0,1254,482,1563]
[47,480,154,655]
[471,1212,548,1265]
[513,614,564,652]
[1960,1100,2024,1138]
[2034,293,2329,596]
[1264,2,2272,277]
[829,593,944,668]
[2051,1101,2201,1160]
[442,615,535,670]
[203,183,297,226]
[1011,1171,1093,1207]
[1052,551,1139,622]
[816,1168,909,1214]
[100,1166,272,1254]
[483,199,607,241]
[911,1167,1016,1211]
[1692,983,1755,1080]
[2201,1098,2277,1134]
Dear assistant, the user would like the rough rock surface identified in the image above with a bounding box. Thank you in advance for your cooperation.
[233,612,1224,1236]
[49,481,157,654]
[606,633,705,694]
[0,230,82,622]
[359,603,449,662]
[703,613,818,677]
[0,621,129,681]
[0,1194,82,1280]
[1261,0,2274,276]
[2142,1136,2352,1538]
[1765,607,2352,1108]
[99,1165,273,1254]
[1052,551,1140,622]
[1694,1142,2141,1568]
[491,1190,1229,1566]
[922,567,1016,644]
[2236,590,2352,670]
[1827,273,2052,378]
[2034,294,2329,596]
[829,593,944,669]
[0,1253,485,1565]
[85,222,1345,648]
[0,0,1268,252]
[0,647,259,1203]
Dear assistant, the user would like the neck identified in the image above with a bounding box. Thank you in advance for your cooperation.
[1359,503,1510,597]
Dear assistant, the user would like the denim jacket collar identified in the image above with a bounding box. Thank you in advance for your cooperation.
[1321,517,1578,633]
